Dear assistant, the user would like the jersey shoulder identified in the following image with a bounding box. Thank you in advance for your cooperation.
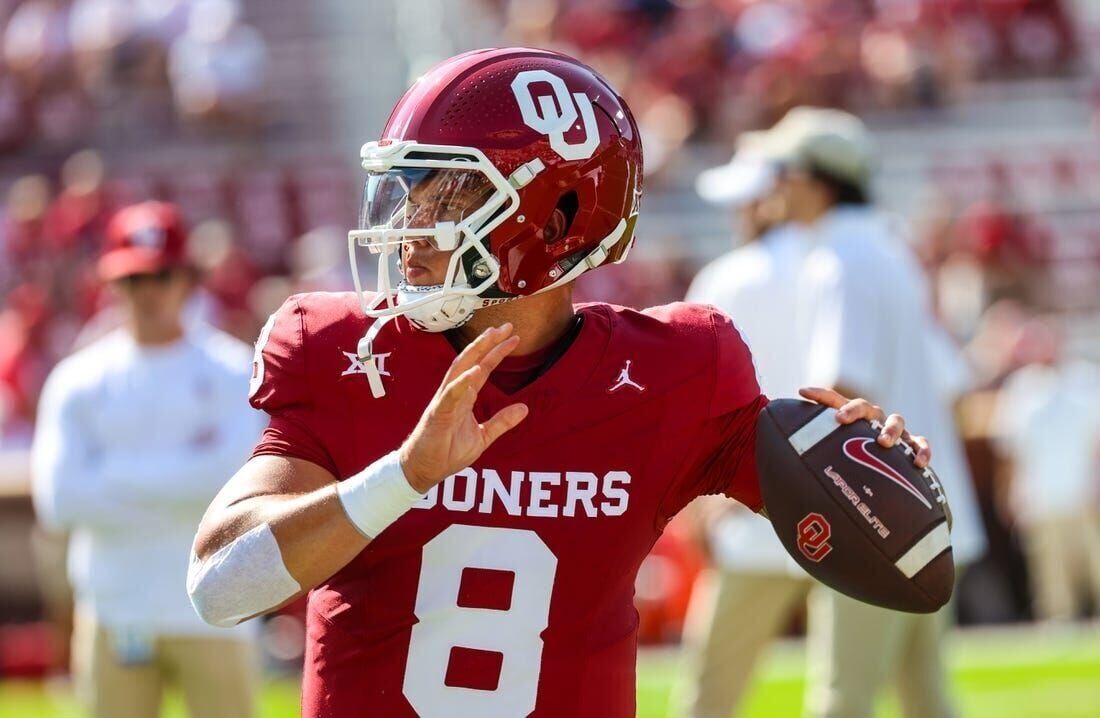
[589,301,721,357]
[592,302,762,415]
[294,290,368,339]
[248,291,369,412]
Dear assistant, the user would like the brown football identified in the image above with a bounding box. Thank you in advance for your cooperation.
[755,398,954,613]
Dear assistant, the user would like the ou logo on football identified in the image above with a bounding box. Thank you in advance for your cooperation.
[796,512,833,563]
[511,69,599,161]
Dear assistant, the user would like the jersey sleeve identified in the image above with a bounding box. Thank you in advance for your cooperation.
[661,309,768,519]
[708,309,764,418]
[248,295,339,475]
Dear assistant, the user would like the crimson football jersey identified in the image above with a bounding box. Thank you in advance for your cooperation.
[249,292,766,718]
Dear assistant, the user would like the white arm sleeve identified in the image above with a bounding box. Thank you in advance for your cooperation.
[30,368,151,531]
[188,452,422,627]
[187,523,302,628]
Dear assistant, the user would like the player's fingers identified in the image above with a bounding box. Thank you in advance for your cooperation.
[442,324,514,385]
[446,324,511,381]
[907,432,932,468]
[435,365,481,413]
[835,398,882,424]
[456,335,522,396]
[877,413,905,448]
[798,386,850,408]
[474,335,521,383]
[481,403,529,445]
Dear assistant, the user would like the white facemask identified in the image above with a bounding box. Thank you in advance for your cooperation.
[347,140,545,397]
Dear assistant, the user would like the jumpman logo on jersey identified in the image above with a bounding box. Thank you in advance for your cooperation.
[608,360,645,393]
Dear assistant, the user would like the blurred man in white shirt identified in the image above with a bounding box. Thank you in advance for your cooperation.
[31,201,264,718]
[993,317,1100,622]
[675,142,813,718]
[753,107,986,718]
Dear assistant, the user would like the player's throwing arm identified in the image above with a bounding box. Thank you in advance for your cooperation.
[187,325,527,627]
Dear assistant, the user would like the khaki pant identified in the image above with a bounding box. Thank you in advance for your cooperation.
[72,613,257,718]
[1020,509,1100,622]
[804,588,955,718]
[675,569,811,718]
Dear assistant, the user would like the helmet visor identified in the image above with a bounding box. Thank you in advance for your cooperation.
[359,168,495,250]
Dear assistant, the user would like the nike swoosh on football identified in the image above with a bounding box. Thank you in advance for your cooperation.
[842,437,932,510]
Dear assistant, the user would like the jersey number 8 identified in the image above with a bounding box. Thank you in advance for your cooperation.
[403,524,559,717]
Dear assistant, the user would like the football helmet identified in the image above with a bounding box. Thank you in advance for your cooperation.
[349,47,642,397]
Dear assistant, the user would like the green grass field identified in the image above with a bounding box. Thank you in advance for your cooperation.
[2,627,1097,717]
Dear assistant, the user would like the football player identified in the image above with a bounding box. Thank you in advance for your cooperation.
[187,48,930,718]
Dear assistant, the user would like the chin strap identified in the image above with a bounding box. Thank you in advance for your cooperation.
[357,295,393,399]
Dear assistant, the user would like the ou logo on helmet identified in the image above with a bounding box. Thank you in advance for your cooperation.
[511,69,600,161]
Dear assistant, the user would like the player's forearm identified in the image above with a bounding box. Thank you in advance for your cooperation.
[189,470,365,626]
[252,486,374,588]
[188,452,424,627]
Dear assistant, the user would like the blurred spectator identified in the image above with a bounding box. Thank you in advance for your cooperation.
[767,106,985,718]
[168,0,267,129]
[966,299,1032,386]
[136,0,193,47]
[0,283,53,446]
[187,218,263,340]
[3,0,71,91]
[493,0,1082,148]
[69,0,134,82]
[44,149,110,254]
[30,201,264,718]
[2,174,52,275]
[675,145,812,718]
[0,149,359,441]
[0,65,30,150]
[992,316,1100,622]
[0,0,275,148]
[288,226,352,294]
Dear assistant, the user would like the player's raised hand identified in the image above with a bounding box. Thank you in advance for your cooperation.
[798,387,932,468]
[399,323,529,492]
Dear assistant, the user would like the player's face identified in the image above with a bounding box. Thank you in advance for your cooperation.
[396,170,493,286]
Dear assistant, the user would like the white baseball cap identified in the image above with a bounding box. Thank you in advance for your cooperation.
[741,107,877,191]
[696,132,779,206]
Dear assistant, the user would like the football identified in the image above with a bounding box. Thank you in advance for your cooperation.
[755,398,954,613]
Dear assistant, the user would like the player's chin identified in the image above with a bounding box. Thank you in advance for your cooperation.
[403,267,444,285]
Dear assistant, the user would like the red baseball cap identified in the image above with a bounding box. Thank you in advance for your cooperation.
[98,201,190,282]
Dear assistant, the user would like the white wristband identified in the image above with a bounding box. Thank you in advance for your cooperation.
[336,451,425,538]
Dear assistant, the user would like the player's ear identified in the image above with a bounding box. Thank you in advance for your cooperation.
[542,207,568,244]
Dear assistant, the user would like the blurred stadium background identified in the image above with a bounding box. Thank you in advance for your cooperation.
[0,0,1098,716]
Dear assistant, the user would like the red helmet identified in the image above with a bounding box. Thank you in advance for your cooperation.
[348,47,642,339]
